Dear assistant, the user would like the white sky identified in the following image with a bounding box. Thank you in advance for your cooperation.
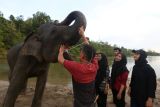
[0,0,160,52]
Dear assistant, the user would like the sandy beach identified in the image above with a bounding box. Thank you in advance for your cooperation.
[0,80,159,107]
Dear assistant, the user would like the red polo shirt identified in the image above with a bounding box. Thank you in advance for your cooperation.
[63,58,98,83]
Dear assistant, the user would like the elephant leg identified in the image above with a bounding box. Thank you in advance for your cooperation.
[31,69,48,107]
[8,70,12,83]
[3,69,27,107]
[3,56,31,107]
[8,62,15,84]
[8,69,27,95]
[9,67,28,95]
[20,79,28,95]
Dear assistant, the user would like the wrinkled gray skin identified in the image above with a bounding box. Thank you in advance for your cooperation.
[3,11,86,107]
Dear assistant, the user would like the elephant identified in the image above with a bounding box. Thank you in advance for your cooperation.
[3,11,87,107]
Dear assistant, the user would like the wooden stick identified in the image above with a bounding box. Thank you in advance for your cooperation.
[94,95,99,103]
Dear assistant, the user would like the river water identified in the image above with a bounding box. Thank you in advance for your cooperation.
[0,56,159,85]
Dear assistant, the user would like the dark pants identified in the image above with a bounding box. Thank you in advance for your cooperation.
[111,89,116,104]
[112,89,125,107]
[73,79,96,107]
[97,92,107,107]
[131,98,145,107]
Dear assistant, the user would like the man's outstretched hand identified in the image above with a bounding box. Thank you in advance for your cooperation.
[79,26,89,44]
[79,26,85,37]
[58,45,65,64]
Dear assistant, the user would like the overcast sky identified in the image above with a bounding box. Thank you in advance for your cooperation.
[0,0,160,52]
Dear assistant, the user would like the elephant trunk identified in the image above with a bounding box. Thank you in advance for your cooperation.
[60,11,87,46]
[38,11,87,63]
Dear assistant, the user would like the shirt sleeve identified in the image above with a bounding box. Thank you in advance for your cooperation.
[63,60,84,78]
[91,58,99,70]
[63,59,99,83]
[147,66,157,98]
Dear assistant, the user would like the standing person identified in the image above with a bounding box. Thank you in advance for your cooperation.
[111,53,129,107]
[110,47,127,104]
[95,53,110,107]
[128,49,157,107]
[58,26,99,107]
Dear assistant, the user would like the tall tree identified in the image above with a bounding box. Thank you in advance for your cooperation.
[32,11,52,31]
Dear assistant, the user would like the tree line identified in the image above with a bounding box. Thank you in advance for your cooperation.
[0,11,159,59]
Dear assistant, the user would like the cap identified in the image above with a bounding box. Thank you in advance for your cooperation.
[132,49,147,58]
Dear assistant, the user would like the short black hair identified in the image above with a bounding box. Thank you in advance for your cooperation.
[114,47,121,52]
[81,44,96,61]
[132,49,137,53]
[132,49,147,58]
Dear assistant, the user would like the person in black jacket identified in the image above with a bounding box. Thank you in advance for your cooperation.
[95,53,110,107]
[128,49,157,107]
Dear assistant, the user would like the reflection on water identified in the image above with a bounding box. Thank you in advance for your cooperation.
[0,56,160,85]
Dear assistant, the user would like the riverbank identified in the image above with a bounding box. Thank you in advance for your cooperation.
[0,80,160,107]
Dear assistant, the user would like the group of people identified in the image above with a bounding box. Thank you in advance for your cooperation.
[58,26,157,107]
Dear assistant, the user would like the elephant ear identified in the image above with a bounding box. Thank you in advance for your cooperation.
[20,34,43,62]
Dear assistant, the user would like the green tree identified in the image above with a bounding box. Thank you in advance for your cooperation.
[0,16,22,49]
[0,11,3,17]
[32,11,52,31]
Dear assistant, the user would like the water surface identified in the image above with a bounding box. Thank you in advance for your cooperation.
[0,56,159,85]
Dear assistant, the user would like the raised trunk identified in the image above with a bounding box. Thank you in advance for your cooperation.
[40,11,87,63]
[60,11,87,46]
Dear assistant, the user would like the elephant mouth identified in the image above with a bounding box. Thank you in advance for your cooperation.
[63,43,70,49]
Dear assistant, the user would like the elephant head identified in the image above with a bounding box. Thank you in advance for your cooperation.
[21,11,87,63]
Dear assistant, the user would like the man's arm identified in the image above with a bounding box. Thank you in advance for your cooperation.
[58,45,83,75]
[58,45,65,64]
[79,26,89,44]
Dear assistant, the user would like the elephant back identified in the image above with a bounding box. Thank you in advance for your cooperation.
[20,34,43,62]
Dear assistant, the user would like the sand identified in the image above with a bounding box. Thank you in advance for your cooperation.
[0,80,159,107]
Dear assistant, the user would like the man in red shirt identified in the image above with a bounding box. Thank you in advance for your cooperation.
[58,26,98,107]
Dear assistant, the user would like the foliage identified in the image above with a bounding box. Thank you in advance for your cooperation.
[0,16,22,49]
[147,50,160,56]
[0,11,159,59]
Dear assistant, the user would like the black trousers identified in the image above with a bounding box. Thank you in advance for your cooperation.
[112,89,126,107]
[97,92,107,107]
[131,98,146,107]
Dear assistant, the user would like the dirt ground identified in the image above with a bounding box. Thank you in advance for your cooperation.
[0,80,160,107]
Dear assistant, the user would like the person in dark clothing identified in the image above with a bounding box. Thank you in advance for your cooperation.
[128,49,157,107]
[111,53,129,107]
[95,53,110,107]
